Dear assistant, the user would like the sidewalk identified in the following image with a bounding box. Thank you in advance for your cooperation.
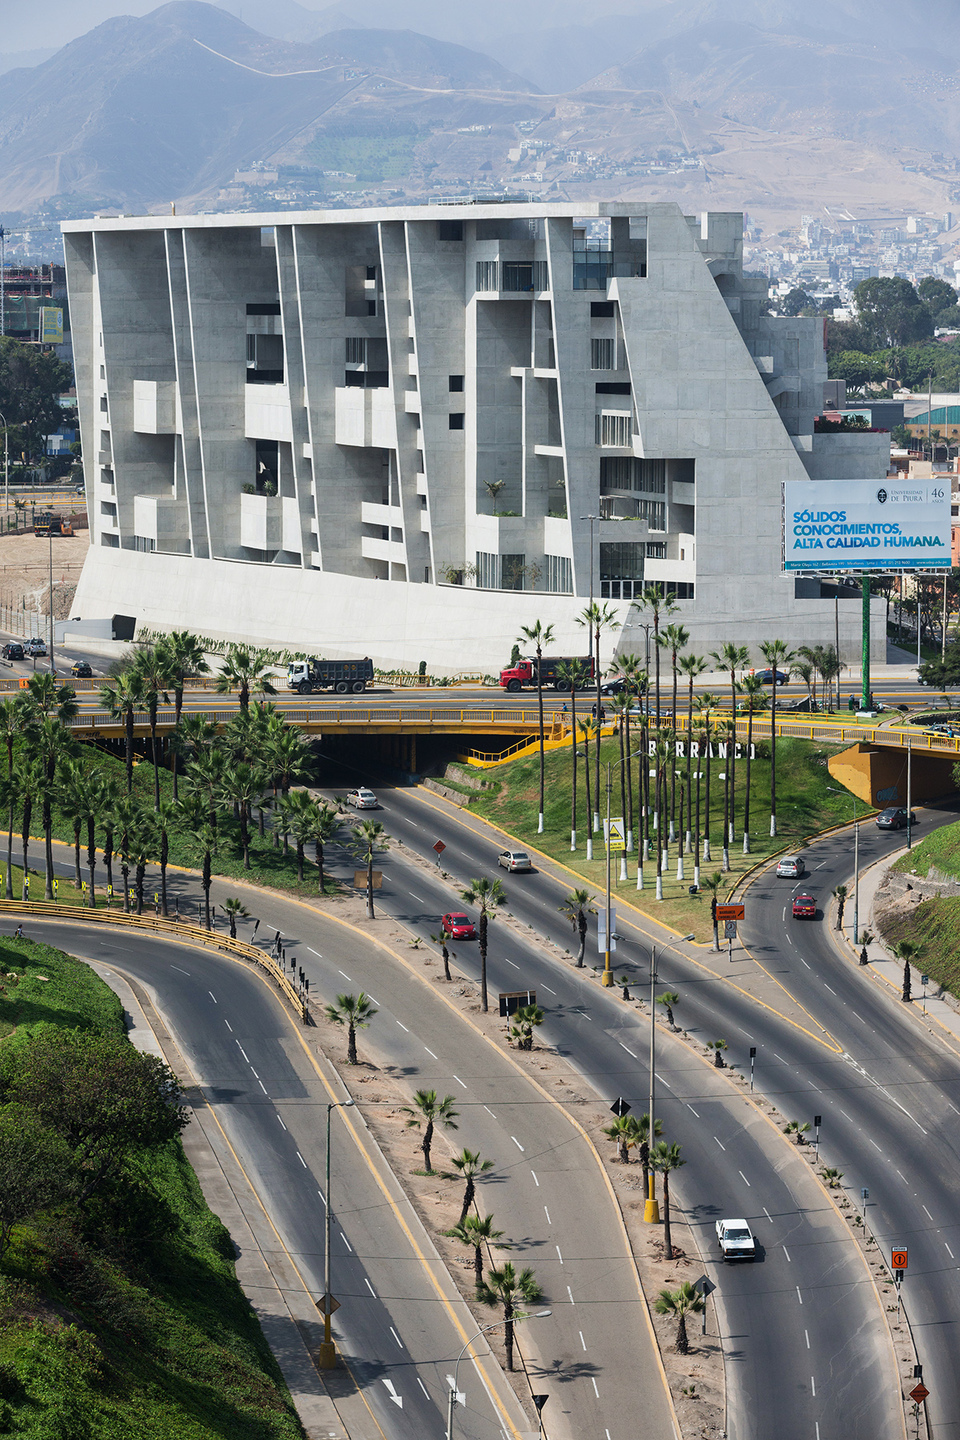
[832,845,960,1059]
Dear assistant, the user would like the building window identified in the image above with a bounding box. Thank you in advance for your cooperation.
[591,301,615,317]
[534,260,549,291]
[502,263,534,293]
[501,553,526,590]
[476,260,499,292]
[476,551,500,588]
[449,413,465,430]
[646,541,666,558]
[134,535,156,552]
[99,396,108,412]
[546,554,573,593]
[596,412,632,447]
[596,382,630,395]
[247,302,281,315]
[449,374,464,392]
[600,457,665,493]
[640,500,666,530]
[591,338,615,370]
[438,220,463,241]
[345,337,367,365]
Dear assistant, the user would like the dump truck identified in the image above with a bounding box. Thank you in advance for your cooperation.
[499,655,594,692]
[286,657,374,694]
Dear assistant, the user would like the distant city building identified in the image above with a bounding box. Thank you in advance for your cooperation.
[63,202,889,669]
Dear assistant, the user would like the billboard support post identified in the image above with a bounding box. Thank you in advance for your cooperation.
[862,575,871,712]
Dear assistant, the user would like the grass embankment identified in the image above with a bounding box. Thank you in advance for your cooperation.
[465,735,857,942]
[7,739,337,901]
[0,937,304,1439]
[884,821,960,993]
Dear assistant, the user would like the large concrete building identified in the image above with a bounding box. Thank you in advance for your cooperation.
[63,202,888,671]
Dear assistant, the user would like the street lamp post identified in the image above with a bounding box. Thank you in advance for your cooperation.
[603,750,642,986]
[0,410,8,521]
[446,1310,552,1440]
[318,1098,355,1369]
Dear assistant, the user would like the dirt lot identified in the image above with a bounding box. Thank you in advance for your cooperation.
[0,529,89,627]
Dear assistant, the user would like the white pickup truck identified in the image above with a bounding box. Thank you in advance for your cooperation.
[715,1218,757,1261]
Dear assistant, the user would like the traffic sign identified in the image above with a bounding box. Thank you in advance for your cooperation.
[433,840,446,855]
[724,920,738,939]
[894,1269,904,1283]
[610,1097,631,1117]
[716,903,745,921]
[892,1246,908,1270]
[910,1383,929,1404]
[315,1294,341,1315]
[605,817,626,852]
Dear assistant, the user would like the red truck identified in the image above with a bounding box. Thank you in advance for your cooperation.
[499,655,595,692]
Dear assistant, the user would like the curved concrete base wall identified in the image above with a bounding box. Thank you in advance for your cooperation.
[72,546,888,675]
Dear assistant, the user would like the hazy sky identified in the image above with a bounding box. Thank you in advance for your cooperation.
[0,0,641,56]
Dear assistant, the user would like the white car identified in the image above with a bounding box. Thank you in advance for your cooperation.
[776,855,804,878]
[498,849,532,872]
[716,1218,756,1261]
[346,787,379,809]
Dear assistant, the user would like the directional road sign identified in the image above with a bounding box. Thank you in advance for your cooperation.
[716,903,745,921]
[892,1246,908,1270]
[910,1384,929,1404]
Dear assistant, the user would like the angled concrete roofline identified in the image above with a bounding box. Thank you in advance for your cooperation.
[60,200,702,234]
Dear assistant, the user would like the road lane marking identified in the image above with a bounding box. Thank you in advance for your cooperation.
[567,1286,575,1303]
[396,1021,409,1031]
[453,1074,468,1089]
[171,965,191,974]
[531,1170,539,1185]
[417,1378,429,1398]
[250,1068,259,1079]
[947,1243,956,1258]
[505,959,519,969]
[714,1136,726,1151]
[364,1278,376,1297]
[739,1171,751,1187]
[687,1104,700,1117]
[409,893,425,902]
[774,1054,787,1063]
[923,1205,934,1220]
[897,1170,908,1183]
[424,1047,438,1059]
[805,1330,810,1349]
[208,990,218,1003]
[237,1042,249,1060]
[579,1331,587,1351]
[839,1109,853,1121]
[800,957,810,967]
[340,1232,352,1252]
[544,1207,552,1224]
[224,1019,233,1032]
[619,1042,638,1058]
[824,984,838,996]
[811,1377,816,1397]
[782,1246,791,1262]
[276,1114,286,1129]
[367,995,380,1006]
[296,1151,307,1168]
[338,969,352,981]
[308,947,322,957]
[763,1207,773,1223]
[797,1287,803,1304]
[542,984,557,994]
[484,1105,497,1118]
[389,1326,403,1348]
[591,1378,599,1398]
[870,1138,882,1151]
[555,1244,564,1264]
[258,1080,268,1094]
[950,1104,960,1115]
[512,1136,525,1151]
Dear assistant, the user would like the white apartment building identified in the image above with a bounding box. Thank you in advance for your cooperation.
[62,202,888,670]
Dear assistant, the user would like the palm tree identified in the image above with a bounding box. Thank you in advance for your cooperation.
[637,584,678,726]
[351,819,389,920]
[695,693,720,864]
[711,644,749,847]
[719,718,736,872]
[132,645,172,808]
[130,811,158,915]
[557,658,589,851]
[794,659,815,709]
[610,691,632,863]
[430,927,454,982]
[654,1281,704,1354]
[16,756,42,898]
[449,1213,508,1291]
[650,1140,685,1260]
[657,991,679,1028]
[578,717,599,860]
[157,631,210,799]
[736,672,765,854]
[184,745,228,832]
[678,654,708,855]
[611,652,644,848]
[0,695,29,899]
[312,803,339,895]
[576,601,621,832]
[477,1262,543,1371]
[402,1089,459,1173]
[265,722,312,800]
[197,820,218,928]
[154,798,179,916]
[892,939,921,1003]
[58,759,92,890]
[658,623,689,840]
[510,1002,544,1050]
[701,871,723,952]
[833,884,848,932]
[759,640,794,837]
[517,620,556,835]
[559,888,596,968]
[215,644,277,713]
[633,1111,663,1204]
[25,673,79,722]
[460,876,506,1012]
[453,1148,495,1224]
[707,1039,728,1068]
[99,670,145,793]
[324,991,378,1064]
[603,1114,637,1164]
[98,779,123,899]
[30,714,77,898]
[220,761,263,870]
[784,1120,811,1145]
[222,897,251,939]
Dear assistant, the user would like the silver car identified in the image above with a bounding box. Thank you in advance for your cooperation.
[346,787,379,809]
[498,849,532,872]
[776,855,804,878]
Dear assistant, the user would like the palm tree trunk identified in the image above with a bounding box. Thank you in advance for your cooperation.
[569,686,578,850]
[663,1170,673,1260]
[422,1119,434,1172]
[594,626,601,834]
[654,610,662,727]
[5,797,14,900]
[160,831,168,917]
[770,686,777,837]
[172,687,183,800]
[315,839,324,894]
[722,747,731,873]
[73,823,82,889]
[203,851,212,928]
[703,736,712,862]
[43,799,54,900]
[536,653,545,834]
[743,708,754,853]
[728,674,737,844]
[125,709,134,793]
[473,1244,483,1289]
[624,707,634,851]
[504,1308,514,1371]
[676,1313,689,1355]
[366,849,375,919]
[104,831,114,894]
[121,860,130,913]
[686,679,694,852]
[136,861,145,915]
[577,913,586,967]
[479,912,489,1012]
[149,707,160,809]
[295,838,304,881]
[583,729,592,860]
[347,1022,357,1064]
[460,1176,475,1225]
[21,797,32,897]
[86,816,97,908]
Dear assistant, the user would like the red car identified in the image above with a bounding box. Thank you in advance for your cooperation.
[441,912,476,940]
[792,894,817,919]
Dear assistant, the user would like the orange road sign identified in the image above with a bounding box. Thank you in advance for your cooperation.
[716,904,745,921]
[892,1247,908,1270]
[910,1384,929,1404]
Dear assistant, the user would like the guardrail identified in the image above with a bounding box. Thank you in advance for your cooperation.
[0,900,309,1022]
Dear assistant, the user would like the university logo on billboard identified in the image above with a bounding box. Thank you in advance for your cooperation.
[782,478,951,572]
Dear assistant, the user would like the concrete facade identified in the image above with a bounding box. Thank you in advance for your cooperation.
[63,202,889,671]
